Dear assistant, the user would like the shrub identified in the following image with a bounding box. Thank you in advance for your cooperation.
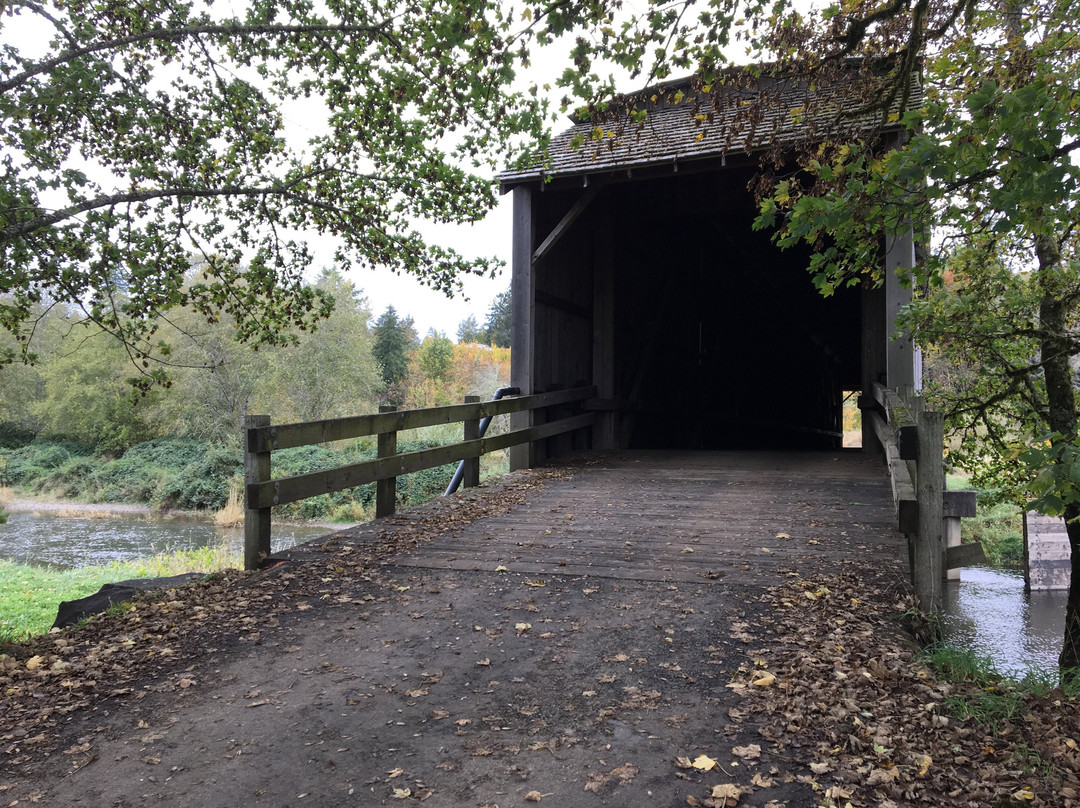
[152,446,241,510]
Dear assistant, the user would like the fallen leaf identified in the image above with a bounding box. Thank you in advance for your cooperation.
[596,673,617,683]
[711,783,741,806]
[392,787,412,799]
[25,655,44,671]
[515,622,532,634]
[524,791,545,802]
[751,773,773,787]
[693,754,718,771]
[751,672,775,687]
[776,532,790,539]
[675,756,694,769]
[526,579,546,587]
[732,744,761,760]
[476,658,491,667]
[405,688,428,698]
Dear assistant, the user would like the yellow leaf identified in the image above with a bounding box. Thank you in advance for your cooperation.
[915,754,932,777]
[386,768,404,779]
[775,532,790,539]
[494,565,508,572]
[695,132,705,142]
[692,754,717,771]
[674,89,685,104]
[752,672,776,687]
[392,787,411,798]
[515,622,532,633]
[25,655,44,671]
[526,579,546,587]
[1012,786,1035,801]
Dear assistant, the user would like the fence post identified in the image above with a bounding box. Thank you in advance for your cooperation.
[462,395,481,488]
[244,414,271,571]
[376,405,398,518]
[914,406,945,613]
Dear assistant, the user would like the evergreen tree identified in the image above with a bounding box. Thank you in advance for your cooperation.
[483,291,511,349]
[372,306,417,389]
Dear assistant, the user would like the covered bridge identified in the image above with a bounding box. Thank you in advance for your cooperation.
[499,67,921,468]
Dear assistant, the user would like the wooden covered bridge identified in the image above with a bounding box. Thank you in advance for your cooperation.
[244,67,975,612]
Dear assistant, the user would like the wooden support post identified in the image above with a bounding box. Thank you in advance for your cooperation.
[913,408,945,613]
[243,414,271,571]
[376,405,398,518]
[462,396,481,489]
[509,185,535,471]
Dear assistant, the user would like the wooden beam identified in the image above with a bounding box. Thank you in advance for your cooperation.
[249,387,594,453]
[946,542,987,570]
[532,184,601,265]
[243,415,271,570]
[536,289,591,321]
[248,413,597,509]
[510,184,535,471]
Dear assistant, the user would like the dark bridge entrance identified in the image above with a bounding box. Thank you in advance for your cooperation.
[500,72,919,466]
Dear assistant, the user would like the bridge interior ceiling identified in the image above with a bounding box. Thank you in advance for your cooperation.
[532,167,863,451]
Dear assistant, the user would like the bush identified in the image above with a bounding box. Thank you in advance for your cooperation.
[0,422,36,449]
[152,446,241,510]
[0,442,93,486]
[31,456,99,498]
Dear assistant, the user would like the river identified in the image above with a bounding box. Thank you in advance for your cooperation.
[0,508,330,569]
[943,566,1066,679]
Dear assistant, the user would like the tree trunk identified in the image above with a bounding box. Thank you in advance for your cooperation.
[1035,233,1080,673]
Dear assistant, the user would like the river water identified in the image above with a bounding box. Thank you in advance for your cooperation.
[942,566,1067,679]
[0,509,330,569]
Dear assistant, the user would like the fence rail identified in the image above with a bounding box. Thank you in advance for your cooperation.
[862,383,978,612]
[243,386,597,569]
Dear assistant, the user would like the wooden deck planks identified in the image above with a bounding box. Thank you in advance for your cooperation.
[387,450,908,585]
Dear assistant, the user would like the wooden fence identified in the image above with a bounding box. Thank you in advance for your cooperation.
[862,383,979,612]
[242,386,596,569]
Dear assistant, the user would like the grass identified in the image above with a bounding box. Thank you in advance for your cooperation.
[0,544,241,643]
[947,472,1024,566]
[214,481,243,527]
[923,641,1080,734]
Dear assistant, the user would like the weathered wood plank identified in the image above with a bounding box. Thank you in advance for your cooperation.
[243,415,271,570]
[945,542,986,570]
[531,184,601,264]
[250,386,594,452]
[383,451,909,585]
[249,413,596,508]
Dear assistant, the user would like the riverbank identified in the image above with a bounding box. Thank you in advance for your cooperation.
[1,465,1076,807]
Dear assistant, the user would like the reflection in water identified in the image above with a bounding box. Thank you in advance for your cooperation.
[0,510,330,569]
[943,566,1067,679]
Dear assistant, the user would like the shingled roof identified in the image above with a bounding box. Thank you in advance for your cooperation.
[499,63,920,190]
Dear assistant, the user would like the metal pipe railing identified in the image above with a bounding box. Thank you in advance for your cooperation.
[444,386,520,495]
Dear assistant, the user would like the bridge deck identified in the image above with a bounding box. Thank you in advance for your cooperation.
[380,450,907,585]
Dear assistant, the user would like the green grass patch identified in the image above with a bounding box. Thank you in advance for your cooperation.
[923,641,1080,735]
[947,473,1023,566]
[0,544,241,643]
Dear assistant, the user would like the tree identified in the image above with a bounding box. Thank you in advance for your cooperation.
[0,0,583,386]
[372,306,418,395]
[456,314,486,344]
[417,331,455,382]
[263,269,382,421]
[34,322,161,452]
[483,290,512,349]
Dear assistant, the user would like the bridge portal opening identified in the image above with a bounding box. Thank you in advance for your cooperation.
[526,166,863,452]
